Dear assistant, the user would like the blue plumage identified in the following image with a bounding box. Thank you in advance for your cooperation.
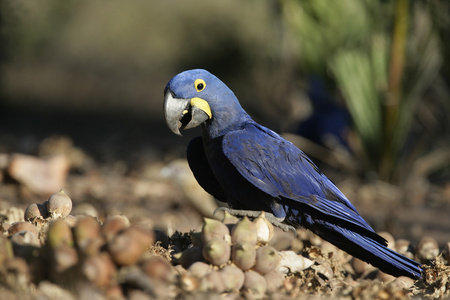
[164,69,422,279]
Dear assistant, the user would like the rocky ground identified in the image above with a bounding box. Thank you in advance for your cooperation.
[0,186,449,300]
[0,112,449,299]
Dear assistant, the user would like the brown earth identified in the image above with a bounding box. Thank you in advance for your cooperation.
[0,109,449,299]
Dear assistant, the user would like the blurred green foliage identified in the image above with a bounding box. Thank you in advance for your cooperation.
[282,0,448,182]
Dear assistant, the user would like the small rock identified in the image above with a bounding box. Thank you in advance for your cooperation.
[232,241,256,271]
[352,258,376,276]
[311,261,334,280]
[11,230,40,247]
[187,261,211,278]
[176,247,204,269]
[47,219,74,248]
[52,245,79,273]
[141,255,175,283]
[8,221,38,237]
[102,215,130,242]
[253,212,274,244]
[378,231,396,250]
[71,203,98,218]
[8,154,69,195]
[243,270,267,297]
[24,203,48,221]
[392,275,416,289]
[253,246,280,274]
[199,271,226,293]
[108,226,154,266]
[220,265,245,292]
[201,218,231,244]
[396,239,415,260]
[203,238,231,266]
[82,254,116,287]
[264,270,285,293]
[73,216,101,251]
[47,190,73,219]
[231,216,257,245]
[278,250,313,274]
[416,236,439,261]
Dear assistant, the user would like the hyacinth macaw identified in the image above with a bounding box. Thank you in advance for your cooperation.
[163,69,422,279]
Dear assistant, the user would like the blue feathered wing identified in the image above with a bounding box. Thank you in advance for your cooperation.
[219,122,422,278]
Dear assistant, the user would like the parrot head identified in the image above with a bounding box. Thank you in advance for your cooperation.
[164,69,247,136]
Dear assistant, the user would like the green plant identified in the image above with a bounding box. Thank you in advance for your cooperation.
[281,0,443,182]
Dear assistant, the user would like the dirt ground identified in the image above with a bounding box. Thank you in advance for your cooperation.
[0,108,449,299]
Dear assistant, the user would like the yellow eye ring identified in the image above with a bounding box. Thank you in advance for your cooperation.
[194,79,206,92]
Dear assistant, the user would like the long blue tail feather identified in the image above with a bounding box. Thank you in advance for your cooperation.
[283,200,423,279]
[315,222,423,279]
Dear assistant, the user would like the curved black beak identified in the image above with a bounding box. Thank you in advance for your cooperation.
[163,90,211,136]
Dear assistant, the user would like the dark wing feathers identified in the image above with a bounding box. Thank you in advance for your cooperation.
[187,136,228,202]
[308,219,423,278]
[222,123,375,233]
[280,196,386,245]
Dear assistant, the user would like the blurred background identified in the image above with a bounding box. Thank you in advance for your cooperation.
[0,0,449,245]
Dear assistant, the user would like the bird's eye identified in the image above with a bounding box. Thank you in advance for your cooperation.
[194,79,206,92]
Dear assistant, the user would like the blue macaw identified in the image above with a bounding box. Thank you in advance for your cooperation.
[163,69,422,279]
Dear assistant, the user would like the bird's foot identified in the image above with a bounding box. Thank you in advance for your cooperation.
[213,207,296,234]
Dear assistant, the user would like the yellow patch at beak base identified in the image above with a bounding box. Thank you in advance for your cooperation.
[190,97,212,119]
